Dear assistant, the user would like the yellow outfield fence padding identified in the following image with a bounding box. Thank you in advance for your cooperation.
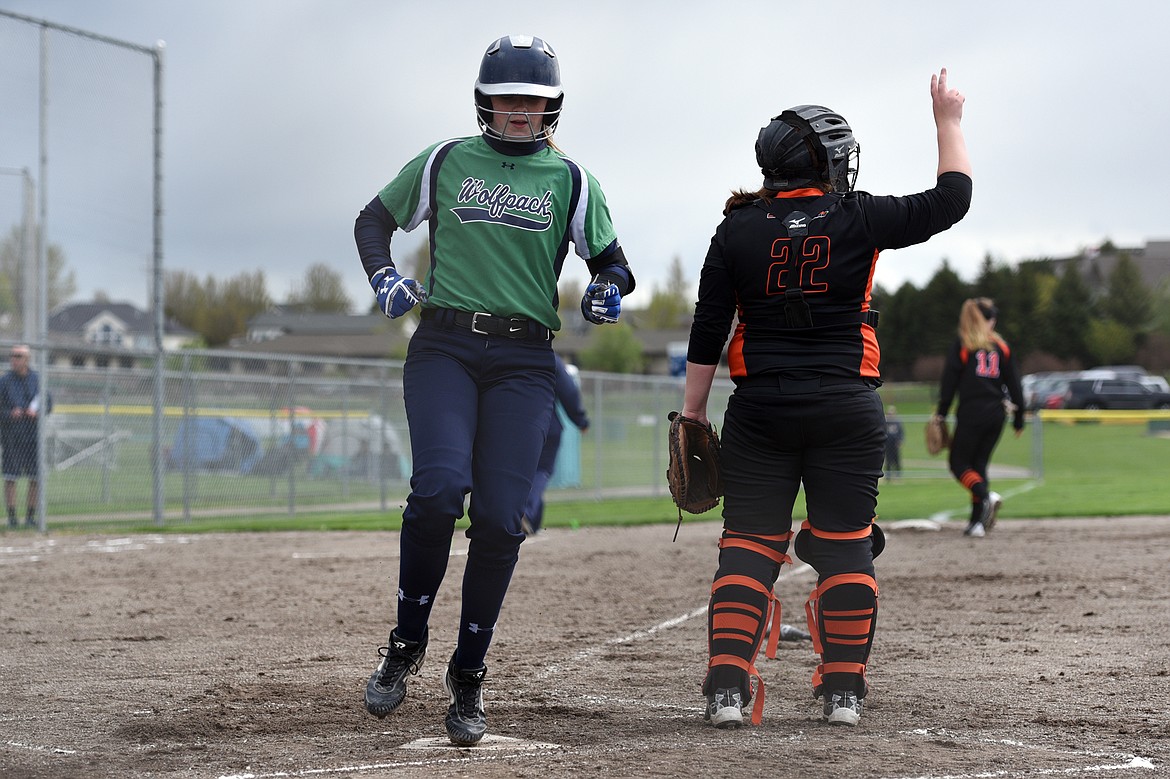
[55,405,374,420]
[1039,409,1170,424]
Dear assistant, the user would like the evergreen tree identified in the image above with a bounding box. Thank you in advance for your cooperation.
[974,254,1027,350]
[1102,253,1152,331]
[1043,262,1094,363]
[871,281,921,378]
[919,261,971,355]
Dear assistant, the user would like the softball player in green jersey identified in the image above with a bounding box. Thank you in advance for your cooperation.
[354,34,635,747]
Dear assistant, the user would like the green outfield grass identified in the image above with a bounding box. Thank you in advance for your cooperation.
[556,416,1170,529]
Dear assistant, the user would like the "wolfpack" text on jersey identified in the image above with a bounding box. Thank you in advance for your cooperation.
[451,177,554,231]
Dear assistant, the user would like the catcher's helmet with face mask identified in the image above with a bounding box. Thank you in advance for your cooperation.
[756,105,860,192]
[474,35,563,142]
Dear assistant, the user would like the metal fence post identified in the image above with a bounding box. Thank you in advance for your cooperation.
[340,383,350,500]
[1032,413,1045,482]
[379,363,390,512]
[287,366,297,517]
[181,352,193,523]
[593,374,604,500]
[101,370,112,503]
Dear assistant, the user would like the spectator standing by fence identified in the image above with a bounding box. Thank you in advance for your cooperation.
[1,345,50,530]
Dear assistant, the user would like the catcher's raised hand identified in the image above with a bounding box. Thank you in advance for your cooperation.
[931,67,964,125]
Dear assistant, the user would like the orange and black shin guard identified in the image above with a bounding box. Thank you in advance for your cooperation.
[806,572,878,698]
[705,530,791,724]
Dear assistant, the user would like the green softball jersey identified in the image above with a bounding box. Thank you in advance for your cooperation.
[378,136,619,332]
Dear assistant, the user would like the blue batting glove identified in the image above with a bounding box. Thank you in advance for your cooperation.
[581,277,621,324]
[370,266,427,319]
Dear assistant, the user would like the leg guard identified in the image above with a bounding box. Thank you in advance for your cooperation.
[806,572,878,699]
[704,529,791,725]
[795,521,880,700]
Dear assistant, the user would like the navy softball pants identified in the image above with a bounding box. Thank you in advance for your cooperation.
[394,322,555,668]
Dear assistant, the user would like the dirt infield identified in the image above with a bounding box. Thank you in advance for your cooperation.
[2,515,1167,778]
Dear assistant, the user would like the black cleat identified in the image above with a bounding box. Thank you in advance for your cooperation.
[443,652,487,746]
[364,628,427,718]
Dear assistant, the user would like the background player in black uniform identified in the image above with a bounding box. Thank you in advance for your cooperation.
[934,298,1025,538]
[680,69,972,728]
[883,405,905,480]
[522,352,589,536]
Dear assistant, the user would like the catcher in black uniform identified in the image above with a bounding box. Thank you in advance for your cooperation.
[681,69,972,728]
[935,298,1025,538]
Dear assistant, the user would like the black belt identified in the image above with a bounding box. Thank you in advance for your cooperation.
[746,310,880,329]
[734,375,881,393]
[421,307,552,342]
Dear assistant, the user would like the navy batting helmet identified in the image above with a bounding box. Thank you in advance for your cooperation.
[474,35,563,141]
[756,105,860,192]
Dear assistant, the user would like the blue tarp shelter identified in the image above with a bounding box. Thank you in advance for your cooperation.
[165,417,263,474]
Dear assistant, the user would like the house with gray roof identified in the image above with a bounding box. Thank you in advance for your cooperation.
[47,301,196,369]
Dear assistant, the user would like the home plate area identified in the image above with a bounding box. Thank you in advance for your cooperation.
[399,734,560,751]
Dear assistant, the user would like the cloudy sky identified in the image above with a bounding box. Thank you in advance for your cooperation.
[1,0,1168,313]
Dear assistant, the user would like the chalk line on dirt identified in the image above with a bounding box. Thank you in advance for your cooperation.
[535,563,814,682]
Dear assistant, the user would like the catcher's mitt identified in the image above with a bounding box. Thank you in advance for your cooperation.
[925,414,951,456]
[667,411,723,538]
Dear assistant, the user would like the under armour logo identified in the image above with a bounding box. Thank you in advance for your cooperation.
[467,622,495,634]
[501,161,515,169]
[398,589,430,606]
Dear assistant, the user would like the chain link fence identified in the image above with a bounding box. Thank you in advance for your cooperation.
[0,10,161,339]
[0,343,1044,532]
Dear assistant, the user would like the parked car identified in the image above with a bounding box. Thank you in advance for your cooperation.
[1140,375,1170,393]
[1023,372,1078,411]
[1061,378,1170,410]
[1086,364,1147,379]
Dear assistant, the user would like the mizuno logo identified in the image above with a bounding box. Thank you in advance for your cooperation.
[787,217,807,229]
